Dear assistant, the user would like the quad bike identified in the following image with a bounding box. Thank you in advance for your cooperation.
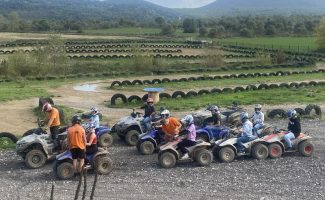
[195,125,232,144]
[263,129,314,159]
[158,136,213,168]
[136,128,165,155]
[53,148,113,180]
[111,111,161,146]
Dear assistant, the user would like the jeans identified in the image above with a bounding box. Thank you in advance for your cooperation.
[253,123,264,136]
[284,132,295,148]
[143,117,151,131]
[177,139,197,154]
[237,135,257,151]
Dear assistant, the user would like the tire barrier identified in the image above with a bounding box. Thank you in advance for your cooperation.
[268,104,322,119]
[110,93,127,105]
[305,104,322,116]
[127,95,142,103]
[132,80,143,85]
[268,109,287,119]
[110,81,122,87]
[143,80,151,85]
[121,80,132,86]
[152,79,162,84]
[0,132,18,143]
[294,108,306,116]
[110,81,325,105]
[162,78,171,83]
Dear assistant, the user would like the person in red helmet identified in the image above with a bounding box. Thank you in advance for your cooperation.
[42,102,61,149]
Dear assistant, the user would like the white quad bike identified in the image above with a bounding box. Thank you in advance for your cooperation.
[158,135,213,168]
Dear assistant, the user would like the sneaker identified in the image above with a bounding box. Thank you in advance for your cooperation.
[180,153,189,160]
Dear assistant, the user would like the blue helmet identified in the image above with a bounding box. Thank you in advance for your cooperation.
[240,112,249,121]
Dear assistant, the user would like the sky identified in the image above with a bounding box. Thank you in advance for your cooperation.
[145,0,216,8]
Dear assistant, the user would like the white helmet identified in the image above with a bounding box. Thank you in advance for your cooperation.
[181,115,194,125]
[161,109,170,118]
[42,103,52,112]
[90,107,98,114]
[240,112,249,121]
[255,104,262,111]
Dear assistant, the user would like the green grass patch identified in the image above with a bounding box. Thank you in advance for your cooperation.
[84,27,161,35]
[111,72,325,91]
[0,138,16,149]
[217,37,317,52]
[109,86,325,111]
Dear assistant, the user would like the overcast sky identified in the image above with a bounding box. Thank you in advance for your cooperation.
[145,0,216,8]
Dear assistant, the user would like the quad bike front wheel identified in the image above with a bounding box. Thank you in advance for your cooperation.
[95,156,114,175]
[56,162,74,180]
[159,152,176,168]
[218,147,235,163]
[268,143,283,159]
[252,144,269,160]
[25,149,47,169]
[125,130,140,146]
[98,133,113,148]
[195,149,213,166]
[139,141,155,155]
[298,140,314,157]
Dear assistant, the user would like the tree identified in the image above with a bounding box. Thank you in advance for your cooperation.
[208,28,217,38]
[160,24,175,36]
[155,17,165,27]
[183,18,197,33]
[294,22,307,35]
[0,14,7,31]
[239,27,253,37]
[315,16,325,52]
[9,11,20,32]
[199,27,208,37]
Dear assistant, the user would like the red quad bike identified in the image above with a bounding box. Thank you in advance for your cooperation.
[263,129,314,159]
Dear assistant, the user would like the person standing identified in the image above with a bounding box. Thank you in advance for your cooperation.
[42,102,61,148]
[67,115,86,175]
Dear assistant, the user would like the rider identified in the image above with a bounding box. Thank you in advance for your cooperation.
[42,102,61,149]
[89,107,100,132]
[284,109,301,150]
[160,109,181,142]
[237,112,256,153]
[252,104,264,136]
[178,115,197,160]
[67,115,86,175]
[140,98,156,131]
[85,123,98,155]
[208,105,221,126]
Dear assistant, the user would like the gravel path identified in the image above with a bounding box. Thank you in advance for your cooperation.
[0,119,324,200]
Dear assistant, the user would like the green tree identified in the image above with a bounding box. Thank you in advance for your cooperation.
[183,18,197,33]
[155,17,165,27]
[0,14,7,31]
[160,24,175,36]
[9,11,20,32]
[315,17,325,52]
[199,27,208,37]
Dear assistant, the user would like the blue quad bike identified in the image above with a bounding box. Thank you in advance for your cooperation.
[53,148,113,180]
[195,125,232,144]
[136,128,165,155]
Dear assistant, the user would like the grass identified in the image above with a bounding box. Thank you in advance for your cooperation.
[109,86,325,111]
[0,138,17,149]
[217,37,317,52]
[84,27,161,35]
[110,71,324,91]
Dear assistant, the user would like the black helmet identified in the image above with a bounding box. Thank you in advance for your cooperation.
[71,115,81,124]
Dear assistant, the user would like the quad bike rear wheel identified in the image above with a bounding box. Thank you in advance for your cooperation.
[195,149,213,166]
[268,143,283,159]
[125,130,140,146]
[56,162,74,180]
[139,141,155,155]
[98,133,113,148]
[298,140,314,157]
[218,147,235,163]
[95,156,114,175]
[159,152,176,168]
[251,144,269,160]
[25,149,47,169]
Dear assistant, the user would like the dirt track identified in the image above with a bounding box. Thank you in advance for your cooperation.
[0,119,324,200]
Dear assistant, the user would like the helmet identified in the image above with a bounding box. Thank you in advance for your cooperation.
[147,98,154,103]
[181,115,194,125]
[207,105,218,112]
[85,123,95,133]
[255,104,262,110]
[161,109,170,118]
[42,103,52,112]
[287,109,297,118]
[71,115,82,124]
[240,112,249,121]
[90,107,98,114]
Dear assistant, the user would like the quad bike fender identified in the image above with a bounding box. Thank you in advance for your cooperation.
[97,126,111,137]
[292,137,312,147]
[56,150,72,161]
[196,130,211,140]
[140,138,157,148]
[218,137,238,148]
[186,141,211,152]
[94,150,109,158]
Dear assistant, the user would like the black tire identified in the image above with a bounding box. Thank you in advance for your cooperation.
[210,88,222,93]
[186,91,198,98]
[159,93,171,99]
[212,146,219,159]
[198,89,210,96]
[251,144,269,160]
[305,104,322,116]
[125,130,140,146]
[246,85,258,90]
[179,78,188,82]
[298,140,314,157]
[132,80,143,85]
[98,133,114,148]
[159,152,176,168]
[195,149,213,167]
[234,87,245,93]
[121,80,132,86]
[56,162,74,180]
[111,93,127,105]
[172,91,186,99]
[111,81,122,87]
[294,108,306,116]
[128,95,142,103]
[268,84,279,89]
[268,109,286,119]
[143,80,151,85]
[218,147,235,163]
[279,83,289,88]
[222,88,233,93]
[94,156,113,175]
[188,77,197,81]
[0,132,18,143]
[152,79,162,84]
[161,78,170,83]
[139,141,155,155]
[268,143,283,159]
[25,149,47,169]
[258,84,269,90]
[289,82,299,88]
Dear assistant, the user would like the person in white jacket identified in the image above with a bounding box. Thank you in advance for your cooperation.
[252,104,264,136]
